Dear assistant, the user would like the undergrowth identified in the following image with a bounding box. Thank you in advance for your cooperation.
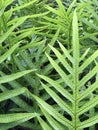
[0,0,98,130]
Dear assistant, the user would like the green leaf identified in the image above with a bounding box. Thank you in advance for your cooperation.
[4,8,13,22]
[12,0,38,12]
[79,50,98,73]
[41,82,73,116]
[55,0,67,17]
[78,65,98,89]
[78,80,98,101]
[0,113,38,123]
[0,83,33,113]
[0,18,27,43]
[2,0,14,9]
[49,44,73,74]
[0,42,19,64]
[32,94,73,128]
[58,41,73,63]
[78,115,98,129]
[0,120,33,130]
[37,74,73,102]
[0,87,27,102]
[0,70,35,84]
[67,0,76,15]
[45,5,61,16]
[38,116,53,130]
[46,53,74,89]
[41,107,65,130]
[78,96,98,116]
[80,48,90,62]
[81,18,98,30]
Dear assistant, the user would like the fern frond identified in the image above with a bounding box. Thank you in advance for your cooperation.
[37,10,98,130]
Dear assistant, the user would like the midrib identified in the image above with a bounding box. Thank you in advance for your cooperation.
[73,59,79,130]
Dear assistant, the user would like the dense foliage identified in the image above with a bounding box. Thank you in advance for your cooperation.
[0,0,98,130]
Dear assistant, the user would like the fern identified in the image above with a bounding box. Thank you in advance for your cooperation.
[0,0,98,129]
[35,11,98,130]
[0,44,36,128]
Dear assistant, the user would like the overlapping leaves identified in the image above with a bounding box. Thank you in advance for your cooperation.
[36,11,98,130]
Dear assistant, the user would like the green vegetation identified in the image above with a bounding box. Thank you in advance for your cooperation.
[0,0,98,130]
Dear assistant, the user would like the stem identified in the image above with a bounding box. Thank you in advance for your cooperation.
[72,10,80,130]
